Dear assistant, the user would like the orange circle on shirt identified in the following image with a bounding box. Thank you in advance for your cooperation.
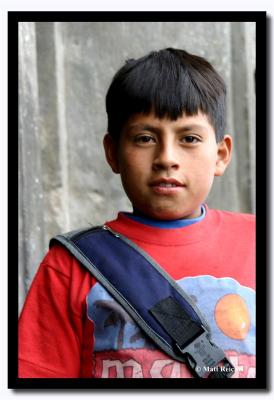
[214,294,250,340]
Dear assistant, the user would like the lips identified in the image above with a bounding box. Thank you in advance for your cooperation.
[149,178,185,194]
[149,178,185,188]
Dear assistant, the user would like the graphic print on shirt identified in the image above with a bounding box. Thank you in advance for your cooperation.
[86,275,255,378]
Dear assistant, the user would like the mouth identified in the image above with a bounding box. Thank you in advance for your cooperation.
[149,178,185,194]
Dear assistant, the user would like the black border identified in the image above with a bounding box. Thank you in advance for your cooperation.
[9,11,267,390]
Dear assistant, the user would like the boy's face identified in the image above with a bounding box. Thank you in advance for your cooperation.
[104,112,232,220]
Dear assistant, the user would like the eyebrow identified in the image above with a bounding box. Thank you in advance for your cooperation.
[127,124,161,133]
[176,124,209,133]
[127,123,208,133]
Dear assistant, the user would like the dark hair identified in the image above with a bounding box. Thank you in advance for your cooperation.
[106,48,226,142]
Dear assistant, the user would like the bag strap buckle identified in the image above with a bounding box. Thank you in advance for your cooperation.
[176,330,235,378]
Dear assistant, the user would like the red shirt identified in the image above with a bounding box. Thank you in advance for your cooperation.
[18,207,255,378]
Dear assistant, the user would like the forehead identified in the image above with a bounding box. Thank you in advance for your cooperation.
[122,111,215,134]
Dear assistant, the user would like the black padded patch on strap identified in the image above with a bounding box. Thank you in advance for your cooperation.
[150,297,204,348]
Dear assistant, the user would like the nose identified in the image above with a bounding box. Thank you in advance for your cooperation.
[152,141,180,171]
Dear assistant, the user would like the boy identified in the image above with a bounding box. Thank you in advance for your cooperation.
[18,48,255,378]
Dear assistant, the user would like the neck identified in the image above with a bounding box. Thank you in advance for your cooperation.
[124,205,206,229]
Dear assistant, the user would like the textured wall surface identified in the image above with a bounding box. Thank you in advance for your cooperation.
[18,21,256,311]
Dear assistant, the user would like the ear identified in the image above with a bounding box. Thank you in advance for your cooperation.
[103,133,120,174]
[214,135,233,176]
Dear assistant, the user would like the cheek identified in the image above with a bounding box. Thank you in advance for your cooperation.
[119,150,150,175]
[190,156,217,191]
[191,153,217,175]
[203,150,218,174]
[118,154,143,189]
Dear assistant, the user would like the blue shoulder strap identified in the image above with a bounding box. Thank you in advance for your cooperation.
[50,225,234,378]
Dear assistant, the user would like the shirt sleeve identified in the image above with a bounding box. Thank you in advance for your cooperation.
[18,245,92,378]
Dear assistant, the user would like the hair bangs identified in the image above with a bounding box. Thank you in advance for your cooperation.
[106,48,226,141]
[111,56,206,120]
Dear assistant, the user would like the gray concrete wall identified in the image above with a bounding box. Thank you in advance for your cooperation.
[18,21,256,311]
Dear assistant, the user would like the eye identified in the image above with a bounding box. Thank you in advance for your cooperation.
[181,135,201,144]
[134,135,156,144]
